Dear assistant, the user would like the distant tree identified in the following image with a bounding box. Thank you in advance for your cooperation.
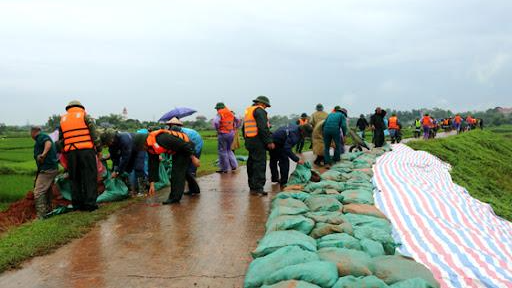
[45,114,61,131]
[0,123,6,135]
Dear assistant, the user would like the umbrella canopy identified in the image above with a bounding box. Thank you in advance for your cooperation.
[158,107,197,122]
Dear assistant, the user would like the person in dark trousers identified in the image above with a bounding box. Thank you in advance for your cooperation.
[58,100,100,211]
[479,118,484,130]
[243,96,275,195]
[100,129,147,196]
[31,126,59,219]
[141,129,200,205]
[356,114,369,139]
[166,117,202,196]
[322,106,348,166]
[370,107,387,148]
[270,124,312,188]
[295,113,309,153]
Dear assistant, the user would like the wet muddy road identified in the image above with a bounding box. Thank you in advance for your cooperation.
[0,164,294,288]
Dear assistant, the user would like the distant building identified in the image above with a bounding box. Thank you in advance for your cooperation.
[495,107,512,114]
[122,107,128,120]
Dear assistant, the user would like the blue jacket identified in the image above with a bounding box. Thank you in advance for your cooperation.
[272,124,302,162]
[173,127,203,155]
[323,111,347,135]
[109,132,136,174]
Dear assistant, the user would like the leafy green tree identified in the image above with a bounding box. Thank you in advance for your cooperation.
[45,114,61,131]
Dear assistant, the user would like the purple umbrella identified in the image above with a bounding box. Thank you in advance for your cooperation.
[159,107,197,122]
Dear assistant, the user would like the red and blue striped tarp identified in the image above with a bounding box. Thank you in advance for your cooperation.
[373,144,512,288]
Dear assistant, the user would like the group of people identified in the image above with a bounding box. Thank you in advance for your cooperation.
[30,98,485,218]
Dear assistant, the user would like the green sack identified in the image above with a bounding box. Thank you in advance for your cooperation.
[332,275,389,288]
[340,189,374,205]
[331,161,354,170]
[46,205,74,217]
[154,162,170,191]
[321,170,348,182]
[266,215,315,235]
[244,246,319,288]
[288,162,313,185]
[252,230,317,258]
[274,191,311,202]
[317,233,361,250]
[353,158,372,169]
[304,181,346,193]
[389,278,436,288]
[304,195,343,212]
[345,171,372,182]
[97,178,129,203]
[269,198,310,220]
[304,211,346,225]
[360,238,386,257]
[341,151,364,161]
[265,261,338,288]
[55,175,73,201]
[344,213,392,232]
[261,280,321,288]
[344,180,374,191]
[372,256,439,287]
[309,222,353,239]
[318,247,374,277]
[353,226,397,255]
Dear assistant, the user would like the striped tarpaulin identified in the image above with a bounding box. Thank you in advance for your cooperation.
[373,144,512,288]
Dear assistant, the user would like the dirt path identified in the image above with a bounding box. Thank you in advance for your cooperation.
[0,164,292,288]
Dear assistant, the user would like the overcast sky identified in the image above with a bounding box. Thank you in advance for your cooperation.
[1,0,511,125]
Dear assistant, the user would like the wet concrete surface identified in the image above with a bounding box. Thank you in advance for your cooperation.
[0,160,306,288]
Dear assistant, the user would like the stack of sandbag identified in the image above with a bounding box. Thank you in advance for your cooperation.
[244,150,440,288]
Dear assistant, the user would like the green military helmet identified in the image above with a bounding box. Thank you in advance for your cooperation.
[334,105,342,111]
[316,103,324,111]
[65,100,84,111]
[215,102,226,109]
[253,95,271,107]
[100,128,116,146]
[300,113,308,118]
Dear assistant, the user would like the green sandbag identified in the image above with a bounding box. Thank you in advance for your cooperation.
[332,275,389,288]
[305,211,346,224]
[154,162,170,190]
[344,171,372,182]
[390,278,436,288]
[341,151,364,161]
[318,247,374,277]
[317,233,361,250]
[304,181,346,193]
[321,170,347,182]
[372,256,439,287]
[244,246,319,288]
[353,226,397,255]
[304,195,343,212]
[265,261,338,288]
[353,158,372,169]
[252,230,317,258]
[274,191,311,202]
[310,222,353,239]
[97,178,129,203]
[288,162,313,185]
[266,215,315,235]
[344,180,374,191]
[331,162,354,170]
[261,280,321,288]
[269,198,310,219]
[55,175,72,201]
[344,214,392,232]
[340,189,374,205]
[360,238,386,257]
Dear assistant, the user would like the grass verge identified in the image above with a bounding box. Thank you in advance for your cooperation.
[407,129,512,221]
[0,199,135,272]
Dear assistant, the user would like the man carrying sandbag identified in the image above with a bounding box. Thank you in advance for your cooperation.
[137,129,200,205]
[269,124,313,188]
[100,129,148,197]
[58,100,101,211]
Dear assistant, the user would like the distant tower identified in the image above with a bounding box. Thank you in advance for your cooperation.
[122,107,128,120]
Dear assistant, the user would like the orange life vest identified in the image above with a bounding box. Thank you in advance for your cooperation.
[298,118,309,125]
[217,107,235,134]
[146,129,190,155]
[60,107,94,152]
[244,105,265,138]
[454,115,462,124]
[388,116,399,129]
[422,116,433,127]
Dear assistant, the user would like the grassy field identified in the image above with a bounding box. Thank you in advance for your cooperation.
[407,128,512,221]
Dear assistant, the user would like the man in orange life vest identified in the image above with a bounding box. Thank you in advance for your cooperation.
[295,113,309,153]
[243,96,275,195]
[421,113,434,139]
[140,129,200,205]
[214,102,239,173]
[387,113,401,144]
[58,100,101,211]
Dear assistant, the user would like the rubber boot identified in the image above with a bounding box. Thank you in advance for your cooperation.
[34,194,47,220]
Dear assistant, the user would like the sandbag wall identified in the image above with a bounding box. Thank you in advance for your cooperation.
[244,149,440,288]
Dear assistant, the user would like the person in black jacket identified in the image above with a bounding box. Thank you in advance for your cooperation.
[370,107,387,148]
[356,114,369,139]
